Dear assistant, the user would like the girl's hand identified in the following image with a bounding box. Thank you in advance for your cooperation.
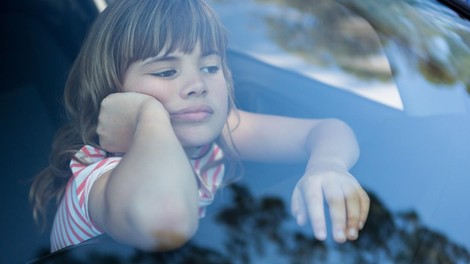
[97,92,168,153]
[291,164,369,243]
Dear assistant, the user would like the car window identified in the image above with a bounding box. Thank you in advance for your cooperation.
[20,0,470,263]
[204,0,470,263]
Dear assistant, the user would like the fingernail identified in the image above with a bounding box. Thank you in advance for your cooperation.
[359,221,364,229]
[316,229,326,240]
[348,228,358,239]
[336,230,346,242]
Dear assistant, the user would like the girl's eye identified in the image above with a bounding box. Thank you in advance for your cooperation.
[151,69,177,78]
[201,66,220,74]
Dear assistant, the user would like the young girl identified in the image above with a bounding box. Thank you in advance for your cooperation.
[30,0,369,252]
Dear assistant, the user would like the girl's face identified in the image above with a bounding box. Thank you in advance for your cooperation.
[122,44,229,149]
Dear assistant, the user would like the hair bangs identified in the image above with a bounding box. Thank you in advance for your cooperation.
[129,0,227,62]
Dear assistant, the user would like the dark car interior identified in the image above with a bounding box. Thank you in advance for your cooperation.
[2,0,470,263]
[0,0,98,262]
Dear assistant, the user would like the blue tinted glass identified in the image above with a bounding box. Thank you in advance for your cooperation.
[15,0,470,263]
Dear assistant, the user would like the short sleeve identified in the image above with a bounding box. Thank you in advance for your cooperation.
[50,146,121,252]
[50,144,226,251]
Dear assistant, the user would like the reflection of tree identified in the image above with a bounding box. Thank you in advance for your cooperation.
[130,244,232,264]
[214,184,470,264]
[255,0,470,91]
[330,0,470,92]
[215,184,327,264]
[256,0,391,81]
[32,240,232,264]
[33,183,470,263]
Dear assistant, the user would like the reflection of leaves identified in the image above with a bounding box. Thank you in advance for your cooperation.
[33,241,232,264]
[257,0,391,81]
[215,183,470,264]
[131,243,232,264]
[215,184,291,262]
[258,0,470,91]
[263,0,381,56]
[289,232,327,264]
[34,183,470,263]
[418,58,456,85]
[334,0,470,90]
[215,183,331,263]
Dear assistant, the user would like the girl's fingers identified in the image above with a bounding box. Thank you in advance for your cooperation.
[301,177,327,241]
[323,183,347,243]
[359,189,370,230]
[291,187,307,226]
[343,184,362,240]
[295,173,370,243]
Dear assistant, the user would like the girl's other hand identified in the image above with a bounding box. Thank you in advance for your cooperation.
[97,92,168,153]
[291,164,369,243]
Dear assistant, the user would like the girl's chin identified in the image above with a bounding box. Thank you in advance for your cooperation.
[174,126,223,148]
[176,133,219,149]
[180,138,216,149]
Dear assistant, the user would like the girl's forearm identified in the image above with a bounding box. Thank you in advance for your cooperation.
[102,106,199,251]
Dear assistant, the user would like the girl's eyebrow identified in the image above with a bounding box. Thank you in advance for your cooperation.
[142,55,179,66]
[142,51,221,66]
[202,51,221,57]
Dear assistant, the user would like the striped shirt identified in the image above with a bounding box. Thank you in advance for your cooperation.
[50,144,225,252]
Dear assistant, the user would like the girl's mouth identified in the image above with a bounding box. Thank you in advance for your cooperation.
[170,105,214,122]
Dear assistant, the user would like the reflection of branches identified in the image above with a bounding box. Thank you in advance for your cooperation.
[215,184,292,263]
[257,0,391,81]
[258,0,470,91]
[215,184,330,263]
[262,0,381,56]
[216,183,470,264]
[334,0,470,91]
[33,183,470,263]
[130,243,232,264]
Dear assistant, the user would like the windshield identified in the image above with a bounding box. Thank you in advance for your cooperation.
[3,0,470,263]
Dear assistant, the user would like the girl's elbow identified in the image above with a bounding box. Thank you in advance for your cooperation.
[130,199,199,251]
[151,207,199,251]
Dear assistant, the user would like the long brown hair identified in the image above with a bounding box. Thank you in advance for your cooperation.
[30,0,240,228]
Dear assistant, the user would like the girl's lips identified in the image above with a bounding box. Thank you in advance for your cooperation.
[170,105,214,122]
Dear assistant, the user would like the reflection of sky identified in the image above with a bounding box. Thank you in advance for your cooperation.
[207,0,470,252]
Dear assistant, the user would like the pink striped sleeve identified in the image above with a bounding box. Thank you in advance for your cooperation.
[191,143,225,218]
[51,143,226,251]
[50,145,121,252]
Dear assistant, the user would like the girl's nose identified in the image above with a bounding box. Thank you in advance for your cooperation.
[181,74,207,98]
